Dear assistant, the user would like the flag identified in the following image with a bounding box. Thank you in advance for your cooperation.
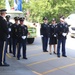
[14,0,22,11]
[5,0,10,11]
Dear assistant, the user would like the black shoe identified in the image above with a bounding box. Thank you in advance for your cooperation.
[0,63,3,66]
[23,57,28,60]
[62,55,67,57]
[17,58,20,60]
[13,55,16,57]
[45,50,48,52]
[49,53,52,55]
[53,51,57,54]
[57,55,60,58]
[3,63,10,66]
[9,51,12,53]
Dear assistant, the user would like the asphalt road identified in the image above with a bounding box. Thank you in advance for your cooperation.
[0,34,75,75]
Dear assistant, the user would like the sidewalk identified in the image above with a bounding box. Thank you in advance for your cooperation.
[0,56,36,75]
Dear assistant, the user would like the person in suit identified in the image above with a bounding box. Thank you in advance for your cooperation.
[49,18,58,55]
[0,9,9,66]
[17,17,28,60]
[57,16,69,57]
[40,17,49,52]
[12,17,19,57]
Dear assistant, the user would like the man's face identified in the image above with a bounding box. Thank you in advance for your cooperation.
[44,19,48,24]
[15,20,18,24]
[52,20,56,24]
[3,12,6,17]
[20,20,24,25]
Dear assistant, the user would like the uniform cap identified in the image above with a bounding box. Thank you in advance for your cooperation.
[52,18,56,21]
[43,17,48,20]
[5,15,10,19]
[60,15,65,19]
[14,17,19,20]
[19,17,25,21]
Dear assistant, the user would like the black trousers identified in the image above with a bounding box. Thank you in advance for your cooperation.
[42,36,48,51]
[17,39,27,59]
[0,40,4,64]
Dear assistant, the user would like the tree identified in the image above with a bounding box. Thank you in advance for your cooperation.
[22,0,75,22]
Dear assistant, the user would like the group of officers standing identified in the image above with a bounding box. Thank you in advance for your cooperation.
[0,9,28,66]
[0,9,69,67]
[40,16,69,57]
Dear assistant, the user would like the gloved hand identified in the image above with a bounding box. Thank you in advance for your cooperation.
[8,28,11,32]
[7,35,10,38]
[62,33,67,37]
[22,36,26,39]
[41,35,43,37]
[54,35,56,37]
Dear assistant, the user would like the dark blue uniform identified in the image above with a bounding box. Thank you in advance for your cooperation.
[40,22,49,52]
[12,23,18,57]
[17,24,28,60]
[11,17,19,57]
[0,9,8,66]
[57,22,69,57]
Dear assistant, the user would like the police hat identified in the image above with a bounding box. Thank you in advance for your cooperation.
[5,15,10,19]
[0,9,7,13]
[60,15,65,19]
[52,18,56,21]
[14,17,19,20]
[19,17,25,21]
[43,17,48,20]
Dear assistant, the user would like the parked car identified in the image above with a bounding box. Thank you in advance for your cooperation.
[65,14,75,38]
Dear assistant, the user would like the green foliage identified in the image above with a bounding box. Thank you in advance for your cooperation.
[22,0,75,22]
[0,0,14,9]
[0,0,75,22]
[0,0,5,9]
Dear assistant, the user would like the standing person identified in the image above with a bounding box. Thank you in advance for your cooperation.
[57,16,69,57]
[3,15,12,65]
[49,18,58,55]
[5,15,13,53]
[40,17,49,52]
[0,9,9,66]
[12,17,19,57]
[17,17,28,60]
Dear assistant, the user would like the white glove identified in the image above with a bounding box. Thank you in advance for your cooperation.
[22,36,26,39]
[41,35,43,37]
[7,35,10,38]
[54,35,56,37]
[62,33,67,37]
[8,28,11,32]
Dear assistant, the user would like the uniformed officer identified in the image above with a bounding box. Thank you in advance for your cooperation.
[40,17,49,52]
[12,17,19,57]
[5,15,13,53]
[49,18,58,55]
[3,15,13,65]
[17,17,28,60]
[57,16,69,57]
[0,9,9,66]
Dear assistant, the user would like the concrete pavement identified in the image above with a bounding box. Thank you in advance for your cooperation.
[0,36,75,75]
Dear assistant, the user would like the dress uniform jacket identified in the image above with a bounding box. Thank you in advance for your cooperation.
[57,22,69,39]
[11,23,18,39]
[49,24,58,44]
[17,24,28,41]
[40,23,49,37]
[0,16,8,41]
